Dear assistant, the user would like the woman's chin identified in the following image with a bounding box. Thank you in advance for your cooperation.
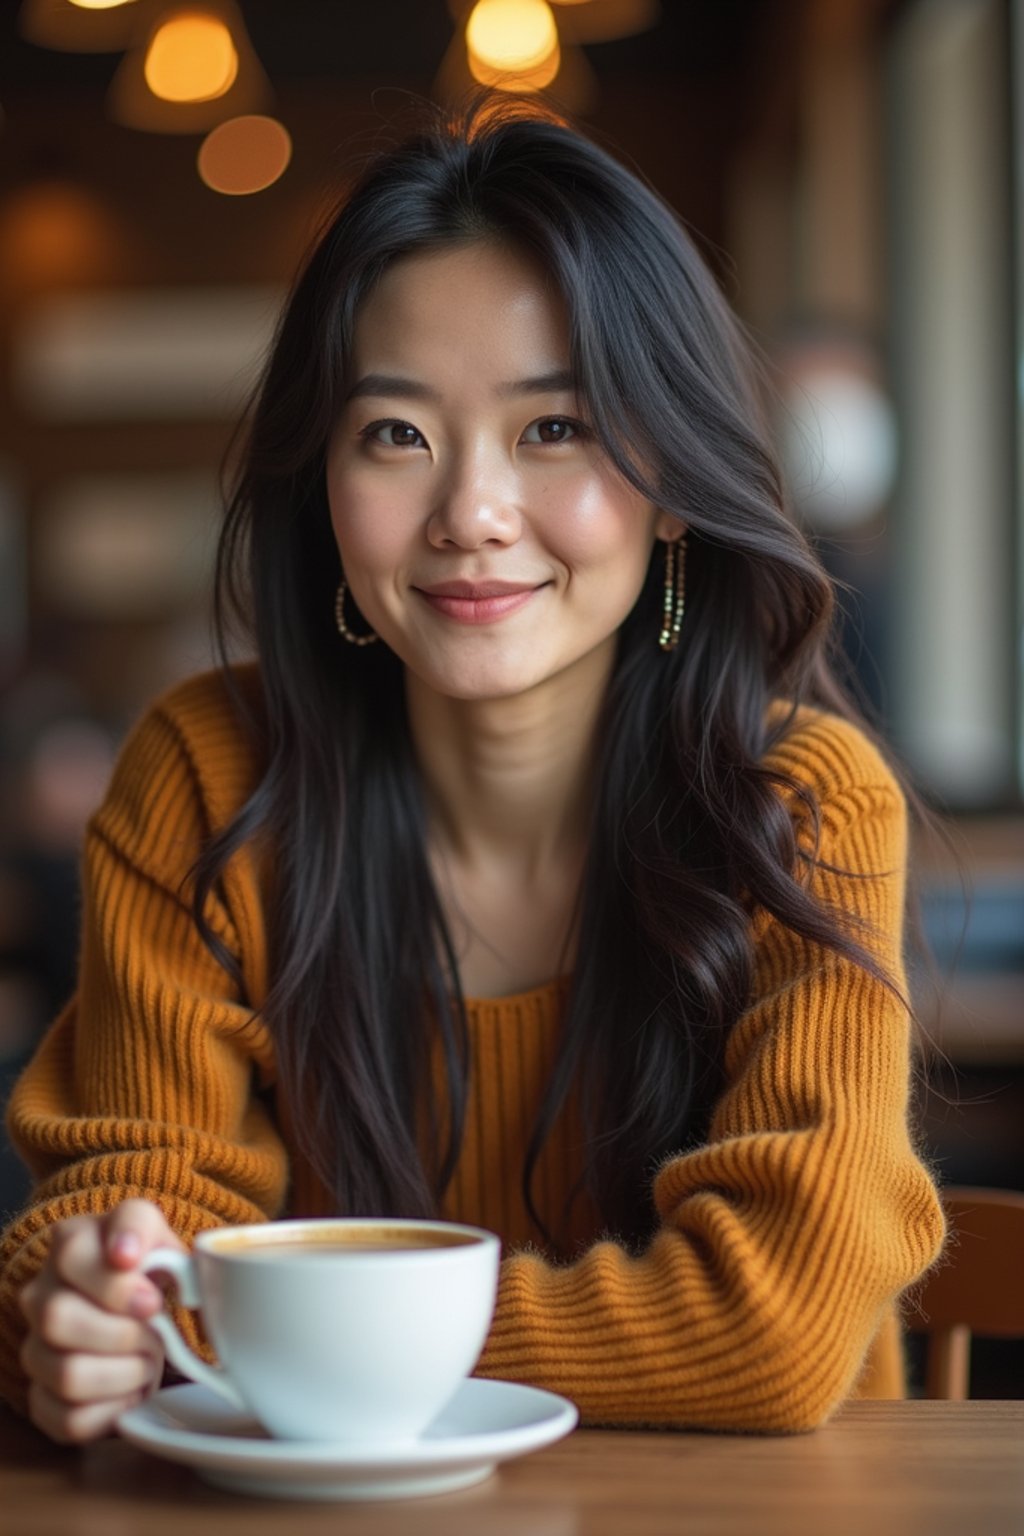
[403,657,553,705]
[398,635,618,707]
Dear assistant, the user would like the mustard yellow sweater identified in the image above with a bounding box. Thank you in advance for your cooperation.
[0,667,945,1429]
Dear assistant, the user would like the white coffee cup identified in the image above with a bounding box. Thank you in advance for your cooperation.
[140,1217,500,1444]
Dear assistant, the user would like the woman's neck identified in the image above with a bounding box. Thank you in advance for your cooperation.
[405,639,614,879]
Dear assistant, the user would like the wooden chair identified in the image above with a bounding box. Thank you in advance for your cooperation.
[908,1185,1024,1399]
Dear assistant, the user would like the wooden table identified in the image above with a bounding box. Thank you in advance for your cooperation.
[1,1400,1021,1536]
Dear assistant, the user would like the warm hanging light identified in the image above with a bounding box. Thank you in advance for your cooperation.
[454,0,661,48]
[468,38,560,92]
[198,115,291,196]
[437,0,593,110]
[108,1,271,134]
[144,10,238,103]
[466,0,559,74]
[66,1,136,9]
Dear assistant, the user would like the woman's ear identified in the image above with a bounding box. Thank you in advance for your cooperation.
[654,512,687,544]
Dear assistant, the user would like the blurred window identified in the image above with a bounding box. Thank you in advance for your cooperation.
[886,0,1018,809]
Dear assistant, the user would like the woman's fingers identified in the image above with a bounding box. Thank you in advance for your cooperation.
[102,1199,186,1270]
[26,1380,149,1446]
[21,1280,159,1355]
[17,1202,184,1444]
[20,1331,160,1403]
[46,1216,162,1317]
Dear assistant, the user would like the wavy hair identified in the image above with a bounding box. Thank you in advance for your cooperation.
[194,93,914,1247]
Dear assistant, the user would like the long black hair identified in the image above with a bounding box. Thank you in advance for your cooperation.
[194,93,910,1248]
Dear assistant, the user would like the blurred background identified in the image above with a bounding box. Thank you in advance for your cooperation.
[0,0,1021,1391]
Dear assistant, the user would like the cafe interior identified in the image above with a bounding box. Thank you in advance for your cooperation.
[0,0,1021,1521]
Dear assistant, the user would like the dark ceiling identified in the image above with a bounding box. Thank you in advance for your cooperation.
[0,0,786,294]
[0,1,759,94]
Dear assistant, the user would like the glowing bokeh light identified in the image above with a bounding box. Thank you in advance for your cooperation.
[468,38,561,92]
[144,11,239,104]
[198,114,292,195]
[466,0,558,72]
[67,1,137,10]
[0,182,119,289]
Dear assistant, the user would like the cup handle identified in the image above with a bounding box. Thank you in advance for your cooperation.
[140,1247,247,1411]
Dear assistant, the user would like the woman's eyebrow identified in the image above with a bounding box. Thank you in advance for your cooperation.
[499,369,577,398]
[345,369,578,403]
[345,373,436,403]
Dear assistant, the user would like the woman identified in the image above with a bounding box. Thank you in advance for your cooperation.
[1,95,944,1443]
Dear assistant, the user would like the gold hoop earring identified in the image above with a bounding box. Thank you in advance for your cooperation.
[334,579,379,647]
[658,533,686,652]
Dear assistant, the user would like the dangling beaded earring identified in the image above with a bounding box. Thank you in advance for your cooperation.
[658,533,687,652]
[334,578,379,647]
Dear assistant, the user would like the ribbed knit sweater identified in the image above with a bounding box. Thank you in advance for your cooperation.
[0,667,945,1430]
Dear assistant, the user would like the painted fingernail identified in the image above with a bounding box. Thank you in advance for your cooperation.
[110,1233,140,1264]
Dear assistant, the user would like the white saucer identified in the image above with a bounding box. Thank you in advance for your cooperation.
[117,1377,578,1501]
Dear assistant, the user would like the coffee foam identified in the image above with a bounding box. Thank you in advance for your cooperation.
[207,1224,481,1257]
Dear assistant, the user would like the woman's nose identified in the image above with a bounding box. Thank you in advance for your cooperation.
[426,454,522,549]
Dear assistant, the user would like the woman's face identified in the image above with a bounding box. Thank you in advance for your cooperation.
[326,239,680,703]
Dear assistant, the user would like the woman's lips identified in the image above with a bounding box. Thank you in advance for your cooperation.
[414,580,549,623]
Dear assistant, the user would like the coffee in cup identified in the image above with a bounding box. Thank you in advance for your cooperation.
[140,1217,500,1444]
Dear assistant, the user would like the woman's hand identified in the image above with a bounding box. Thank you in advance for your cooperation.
[18,1198,187,1443]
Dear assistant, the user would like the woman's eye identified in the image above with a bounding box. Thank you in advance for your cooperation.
[523,417,586,445]
[361,419,425,448]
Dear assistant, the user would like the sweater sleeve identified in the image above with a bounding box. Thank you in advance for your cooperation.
[0,676,288,1414]
[474,722,946,1432]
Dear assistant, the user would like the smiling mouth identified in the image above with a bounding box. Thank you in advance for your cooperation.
[414,584,547,624]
